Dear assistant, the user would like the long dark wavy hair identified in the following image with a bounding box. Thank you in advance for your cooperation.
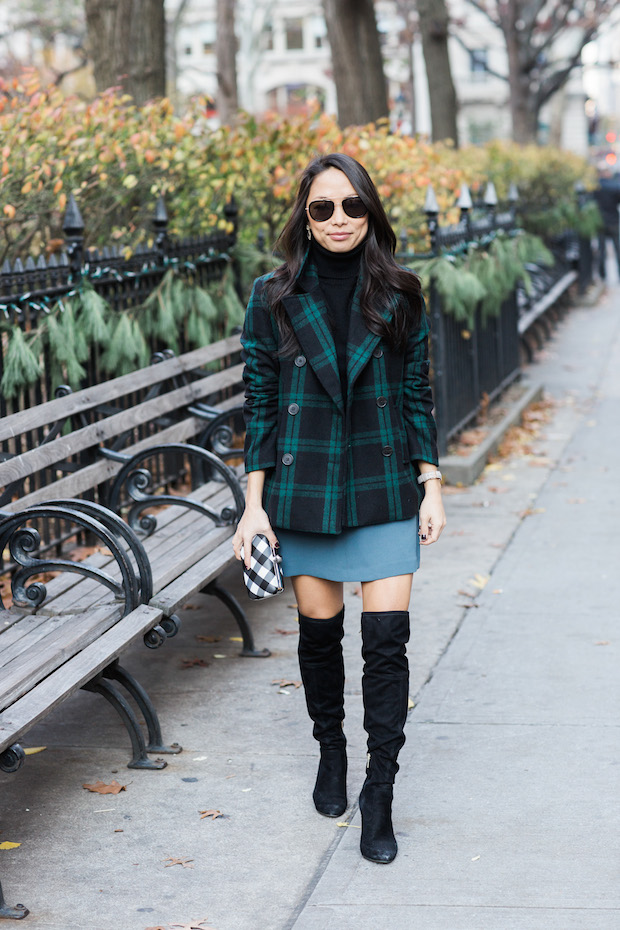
[264,153,423,355]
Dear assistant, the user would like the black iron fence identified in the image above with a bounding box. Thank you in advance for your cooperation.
[396,181,594,456]
[0,194,238,419]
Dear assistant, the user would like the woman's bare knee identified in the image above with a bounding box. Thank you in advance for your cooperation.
[291,576,344,618]
[361,574,413,613]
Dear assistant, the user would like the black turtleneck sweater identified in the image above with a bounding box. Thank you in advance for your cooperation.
[312,239,366,390]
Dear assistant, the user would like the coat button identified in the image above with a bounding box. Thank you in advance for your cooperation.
[294,355,306,367]
[382,445,393,457]
[282,453,294,465]
[376,396,387,408]
[372,347,384,358]
[287,402,300,415]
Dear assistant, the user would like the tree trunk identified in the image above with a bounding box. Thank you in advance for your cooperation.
[323,0,389,127]
[416,0,459,145]
[84,0,165,104]
[216,0,239,126]
[498,4,538,143]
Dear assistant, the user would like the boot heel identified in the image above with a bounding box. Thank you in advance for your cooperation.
[313,745,347,817]
[359,782,397,863]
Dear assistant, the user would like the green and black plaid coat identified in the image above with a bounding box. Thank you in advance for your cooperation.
[241,253,438,535]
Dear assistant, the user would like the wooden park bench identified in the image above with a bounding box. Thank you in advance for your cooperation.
[0,334,260,919]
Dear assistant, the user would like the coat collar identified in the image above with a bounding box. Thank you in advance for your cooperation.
[281,247,395,412]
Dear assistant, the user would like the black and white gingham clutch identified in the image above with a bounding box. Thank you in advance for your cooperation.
[241,534,284,599]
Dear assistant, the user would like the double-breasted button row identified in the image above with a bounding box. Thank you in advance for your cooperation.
[382,445,393,457]
[288,403,300,415]
[294,355,306,367]
[282,453,294,466]
[376,396,387,408]
[372,346,384,358]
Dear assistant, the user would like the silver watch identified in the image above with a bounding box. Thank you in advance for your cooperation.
[417,469,442,485]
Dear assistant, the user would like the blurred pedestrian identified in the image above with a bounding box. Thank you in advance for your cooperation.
[593,162,620,281]
[233,153,445,863]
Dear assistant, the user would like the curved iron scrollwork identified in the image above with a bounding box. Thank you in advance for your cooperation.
[51,499,153,603]
[0,505,144,616]
[0,742,26,774]
[106,443,245,536]
[199,406,245,463]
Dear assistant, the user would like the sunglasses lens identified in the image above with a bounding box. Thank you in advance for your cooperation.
[308,201,334,222]
[343,197,367,218]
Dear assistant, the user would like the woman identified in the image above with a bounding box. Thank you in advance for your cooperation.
[233,153,445,864]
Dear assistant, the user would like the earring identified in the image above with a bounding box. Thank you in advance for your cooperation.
[306,224,311,240]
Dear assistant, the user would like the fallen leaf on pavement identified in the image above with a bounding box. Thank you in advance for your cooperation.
[163,857,194,869]
[199,809,222,820]
[0,841,21,850]
[274,628,299,635]
[272,678,301,689]
[83,780,126,795]
[518,507,546,518]
[469,573,489,590]
[24,746,46,755]
[195,635,221,642]
[180,658,210,670]
[595,641,610,646]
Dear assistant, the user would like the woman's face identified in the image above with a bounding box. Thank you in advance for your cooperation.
[305,167,369,253]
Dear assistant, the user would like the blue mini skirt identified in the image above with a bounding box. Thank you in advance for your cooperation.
[274,517,420,582]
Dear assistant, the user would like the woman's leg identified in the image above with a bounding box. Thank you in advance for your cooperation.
[292,575,348,817]
[358,574,413,863]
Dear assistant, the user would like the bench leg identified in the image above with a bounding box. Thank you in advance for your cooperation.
[203,580,271,658]
[103,664,182,756]
[0,881,28,920]
[82,677,167,770]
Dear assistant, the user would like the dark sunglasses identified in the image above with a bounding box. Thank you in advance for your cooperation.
[307,197,368,222]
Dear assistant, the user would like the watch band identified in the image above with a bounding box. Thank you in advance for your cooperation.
[417,469,442,484]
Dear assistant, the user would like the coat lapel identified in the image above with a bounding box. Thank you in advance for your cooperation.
[281,262,344,413]
[346,284,396,398]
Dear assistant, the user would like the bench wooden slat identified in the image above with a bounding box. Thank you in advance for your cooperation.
[0,604,164,754]
[3,416,205,512]
[0,603,124,712]
[0,611,68,656]
[151,536,241,615]
[0,363,244,488]
[32,482,234,612]
[0,335,242,444]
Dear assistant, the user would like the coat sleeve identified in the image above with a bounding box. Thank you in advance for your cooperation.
[240,277,281,473]
[402,306,439,466]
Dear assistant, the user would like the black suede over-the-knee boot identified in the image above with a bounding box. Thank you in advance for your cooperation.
[298,607,347,817]
[359,610,410,863]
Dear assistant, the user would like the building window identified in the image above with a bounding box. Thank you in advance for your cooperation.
[262,22,274,51]
[311,15,326,49]
[470,49,488,75]
[184,45,192,56]
[285,17,304,50]
[202,21,216,56]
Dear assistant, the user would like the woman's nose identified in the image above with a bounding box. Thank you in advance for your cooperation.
[332,204,347,224]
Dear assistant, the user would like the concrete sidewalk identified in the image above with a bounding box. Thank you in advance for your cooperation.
[1,283,619,930]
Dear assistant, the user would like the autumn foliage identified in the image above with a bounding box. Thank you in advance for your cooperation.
[0,69,597,263]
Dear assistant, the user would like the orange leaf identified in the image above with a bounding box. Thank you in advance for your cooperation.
[82,780,127,795]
